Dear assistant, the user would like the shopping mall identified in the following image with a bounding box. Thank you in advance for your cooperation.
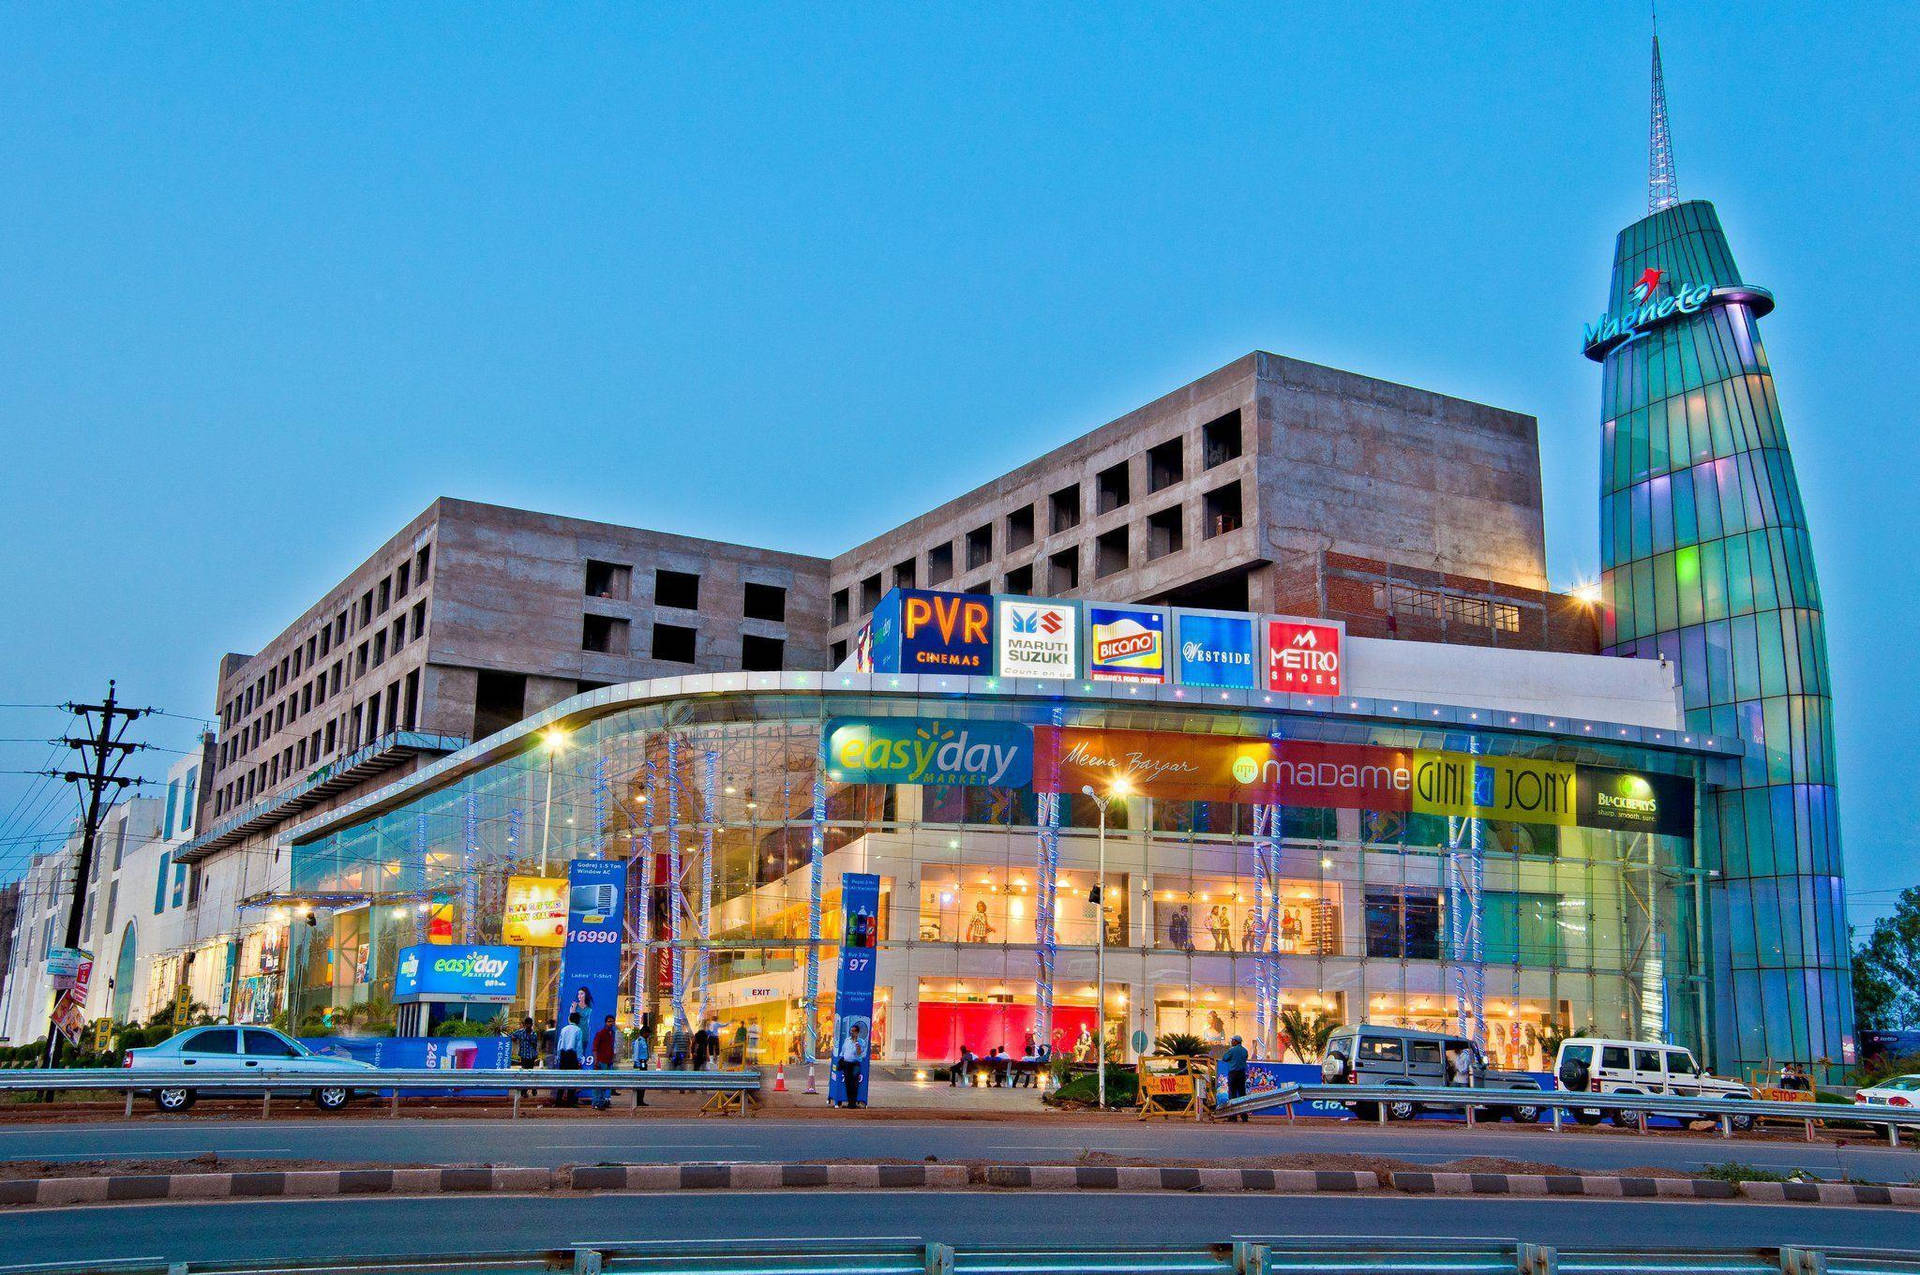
[278,598,1728,1073]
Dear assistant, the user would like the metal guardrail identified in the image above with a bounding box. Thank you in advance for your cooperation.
[0,1066,762,1118]
[1214,1080,1920,1144]
[3,1238,1919,1275]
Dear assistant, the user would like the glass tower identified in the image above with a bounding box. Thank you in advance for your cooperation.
[1589,198,1850,1076]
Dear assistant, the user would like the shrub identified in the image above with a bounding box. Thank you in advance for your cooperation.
[1153,1032,1206,1058]
[1043,1068,1139,1109]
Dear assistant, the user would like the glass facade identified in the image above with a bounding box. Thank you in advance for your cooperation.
[280,679,1708,1071]
[1592,199,1850,1077]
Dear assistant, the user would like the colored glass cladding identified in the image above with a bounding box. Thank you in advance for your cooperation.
[1591,199,1850,1076]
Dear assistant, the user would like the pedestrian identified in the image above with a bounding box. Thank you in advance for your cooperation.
[591,1014,618,1110]
[668,1025,689,1071]
[837,1021,868,1108]
[631,1025,652,1107]
[554,1011,584,1108]
[689,1023,710,1071]
[951,1043,974,1087]
[1220,1034,1250,1121]
[508,1015,540,1097]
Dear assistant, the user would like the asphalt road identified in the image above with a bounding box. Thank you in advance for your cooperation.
[2,1114,1916,1180]
[4,1191,1919,1265]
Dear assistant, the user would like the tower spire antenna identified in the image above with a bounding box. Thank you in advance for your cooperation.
[1648,2,1680,212]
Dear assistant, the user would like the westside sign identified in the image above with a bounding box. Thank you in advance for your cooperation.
[825,716,1034,788]
[994,598,1078,679]
[1266,619,1343,695]
[1174,612,1257,689]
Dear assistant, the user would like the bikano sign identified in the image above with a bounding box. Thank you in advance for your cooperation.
[1087,606,1168,683]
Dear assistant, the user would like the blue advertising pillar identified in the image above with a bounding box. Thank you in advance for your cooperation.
[559,858,626,1038]
[828,872,881,1107]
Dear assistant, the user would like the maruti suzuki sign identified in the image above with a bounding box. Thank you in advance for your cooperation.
[993,597,1078,679]
[1265,618,1343,695]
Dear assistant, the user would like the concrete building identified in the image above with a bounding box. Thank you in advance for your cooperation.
[825,352,1580,664]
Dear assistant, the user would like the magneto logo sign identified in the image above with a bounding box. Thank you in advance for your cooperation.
[994,598,1079,679]
[1088,606,1167,683]
[1266,619,1342,694]
[825,716,1034,788]
[899,589,993,671]
[1580,261,1777,361]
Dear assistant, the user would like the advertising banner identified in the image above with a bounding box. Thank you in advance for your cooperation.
[393,944,520,1003]
[994,597,1079,679]
[1575,766,1694,837]
[1409,752,1576,826]
[45,947,86,987]
[558,858,626,1032]
[51,952,93,1046]
[896,589,993,673]
[1087,606,1168,683]
[824,716,1033,788]
[1265,618,1344,695]
[828,871,881,1106]
[1174,612,1258,688]
[503,875,567,947]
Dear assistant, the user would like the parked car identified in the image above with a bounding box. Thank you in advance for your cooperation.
[1552,1036,1754,1131]
[1318,1025,1544,1122]
[123,1025,376,1113]
[1853,1075,1920,1107]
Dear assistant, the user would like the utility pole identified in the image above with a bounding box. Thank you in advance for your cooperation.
[39,681,150,1069]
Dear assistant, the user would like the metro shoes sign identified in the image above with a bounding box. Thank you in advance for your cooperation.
[1266,618,1343,695]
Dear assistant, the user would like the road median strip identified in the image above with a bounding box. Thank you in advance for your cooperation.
[3,1162,1917,1207]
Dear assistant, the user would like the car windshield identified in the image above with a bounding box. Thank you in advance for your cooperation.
[1883,1076,1920,1091]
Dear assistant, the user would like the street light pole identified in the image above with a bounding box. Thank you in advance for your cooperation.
[1081,778,1131,1112]
[534,728,567,1021]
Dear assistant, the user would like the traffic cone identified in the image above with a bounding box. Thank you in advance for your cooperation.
[774,1063,787,1092]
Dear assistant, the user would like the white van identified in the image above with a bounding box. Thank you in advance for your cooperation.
[1553,1036,1754,1130]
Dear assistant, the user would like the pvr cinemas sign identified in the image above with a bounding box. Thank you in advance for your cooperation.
[899,589,992,671]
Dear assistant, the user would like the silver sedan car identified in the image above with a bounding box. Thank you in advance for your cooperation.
[124,1024,375,1113]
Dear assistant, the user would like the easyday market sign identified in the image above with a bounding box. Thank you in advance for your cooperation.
[825,716,1034,788]
[393,944,520,1002]
[994,598,1078,679]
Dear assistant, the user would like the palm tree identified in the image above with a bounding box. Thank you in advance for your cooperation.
[1276,1007,1340,1062]
[1153,1032,1206,1058]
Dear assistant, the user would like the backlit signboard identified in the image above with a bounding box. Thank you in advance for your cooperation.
[1173,611,1257,688]
[994,597,1079,679]
[394,944,520,1003]
[1265,618,1343,695]
[1087,606,1168,683]
[503,875,567,948]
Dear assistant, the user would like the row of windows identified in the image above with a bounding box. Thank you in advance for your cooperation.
[583,560,789,622]
[580,616,785,671]
[213,670,421,818]
[1603,447,1808,571]
[222,543,431,729]
[219,602,427,776]
[1603,526,1821,647]
[833,479,1246,626]
[1369,582,1522,634]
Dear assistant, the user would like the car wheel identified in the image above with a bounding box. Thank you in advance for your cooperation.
[1386,1099,1417,1121]
[154,1087,195,1113]
[313,1086,351,1112]
[1512,1103,1542,1123]
[1729,1108,1755,1133]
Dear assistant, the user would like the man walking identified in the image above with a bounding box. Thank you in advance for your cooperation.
[508,1015,540,1097]
[1220,1035,1250,1122]
[590,1014,618,1110]
[553,1011,585,1108]
[837,1021,868,1109]
[630,1024,652,1107]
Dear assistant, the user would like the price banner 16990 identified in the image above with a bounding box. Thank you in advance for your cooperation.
[558,858,626,1035]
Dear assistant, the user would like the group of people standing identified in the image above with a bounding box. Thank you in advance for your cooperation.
[506,1012,734,1109]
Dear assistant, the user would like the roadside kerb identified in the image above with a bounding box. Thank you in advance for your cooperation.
[4,1162,1920,1208]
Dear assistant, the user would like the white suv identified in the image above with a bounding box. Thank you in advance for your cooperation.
[1553,1036,1754,1131]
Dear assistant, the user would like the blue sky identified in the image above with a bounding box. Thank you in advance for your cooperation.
[1,5,1913,923]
